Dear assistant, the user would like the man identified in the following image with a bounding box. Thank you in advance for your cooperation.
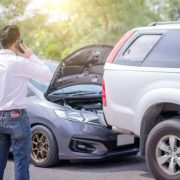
[0,25,52,180]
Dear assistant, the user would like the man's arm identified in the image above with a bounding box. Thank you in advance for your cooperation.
[19,44,53,83]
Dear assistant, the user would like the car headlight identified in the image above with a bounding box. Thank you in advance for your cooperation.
[54,109,99,123]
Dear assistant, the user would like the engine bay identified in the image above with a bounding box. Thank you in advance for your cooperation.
[49,96,102,113]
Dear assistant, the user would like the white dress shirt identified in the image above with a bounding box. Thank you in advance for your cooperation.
[0,49,53,111]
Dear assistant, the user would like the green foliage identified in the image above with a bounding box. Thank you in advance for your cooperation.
[56,0,158,58]
[0,0,28,22]
[148,0,180,20]
[0,0,178,60]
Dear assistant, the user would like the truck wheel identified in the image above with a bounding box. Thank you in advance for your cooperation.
[31,125,59,167]
[146,120,180,180]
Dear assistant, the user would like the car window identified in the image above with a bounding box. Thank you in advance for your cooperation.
[44,60,59,72]
[123,35,161,61]
[27,87,35,97]
[28,61,58,93]
[50,84,102,95]
[29,79,48,93]
[143,30,180,68]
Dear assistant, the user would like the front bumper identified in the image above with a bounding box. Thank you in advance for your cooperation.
[68,136,139,160]
[54,118,139,160]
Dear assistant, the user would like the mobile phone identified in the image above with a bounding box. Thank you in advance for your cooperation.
[15,39,25,54]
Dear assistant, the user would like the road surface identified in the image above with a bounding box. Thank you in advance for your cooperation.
[4,155,155,180]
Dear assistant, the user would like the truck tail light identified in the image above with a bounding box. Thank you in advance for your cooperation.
[102,79,107,107]
[106,30,135,63]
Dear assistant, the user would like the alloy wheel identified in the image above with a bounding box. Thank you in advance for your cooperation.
[156,135,180,175]
[31,131,50,163]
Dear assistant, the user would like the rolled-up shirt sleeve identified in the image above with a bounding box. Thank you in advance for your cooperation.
[19,55,53,83]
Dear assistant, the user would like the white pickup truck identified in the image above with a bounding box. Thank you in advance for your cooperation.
[103,21,180,180]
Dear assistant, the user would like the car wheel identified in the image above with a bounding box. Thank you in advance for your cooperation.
[146,120,180,180]
[31,125,59,167]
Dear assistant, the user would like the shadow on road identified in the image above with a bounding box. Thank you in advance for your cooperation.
[8,154,153,179]
[53,155,153,179]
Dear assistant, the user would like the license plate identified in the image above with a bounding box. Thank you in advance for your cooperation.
[117,134,134,146]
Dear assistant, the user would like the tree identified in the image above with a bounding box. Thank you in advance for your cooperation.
[0,0,28,24]
[0,0,161,60]
[148,0,180,20]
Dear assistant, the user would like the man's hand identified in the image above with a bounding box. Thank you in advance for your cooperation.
[18,44,33,59]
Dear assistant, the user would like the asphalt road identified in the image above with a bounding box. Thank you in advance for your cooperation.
[4,155,155,180]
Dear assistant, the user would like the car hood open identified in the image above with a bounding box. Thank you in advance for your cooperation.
[45,44,113,96]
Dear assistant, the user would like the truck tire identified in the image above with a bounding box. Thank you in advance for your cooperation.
[145,120,180,180]
[31,125,59,167]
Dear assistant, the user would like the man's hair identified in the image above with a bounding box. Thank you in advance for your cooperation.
[0,25,20,48]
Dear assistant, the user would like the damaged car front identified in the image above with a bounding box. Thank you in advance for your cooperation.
[27,44,139,167]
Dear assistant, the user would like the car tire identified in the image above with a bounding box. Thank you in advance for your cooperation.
[31,125,59,167]
[145,119,180,180]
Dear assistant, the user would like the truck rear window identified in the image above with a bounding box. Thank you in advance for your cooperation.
[123,35,161,61]
[143,30,180,68]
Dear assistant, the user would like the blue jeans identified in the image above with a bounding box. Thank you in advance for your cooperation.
[0,110,31,180]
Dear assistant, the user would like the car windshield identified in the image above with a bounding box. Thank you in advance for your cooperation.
[49,84,102,96]
[29,60,59,93]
